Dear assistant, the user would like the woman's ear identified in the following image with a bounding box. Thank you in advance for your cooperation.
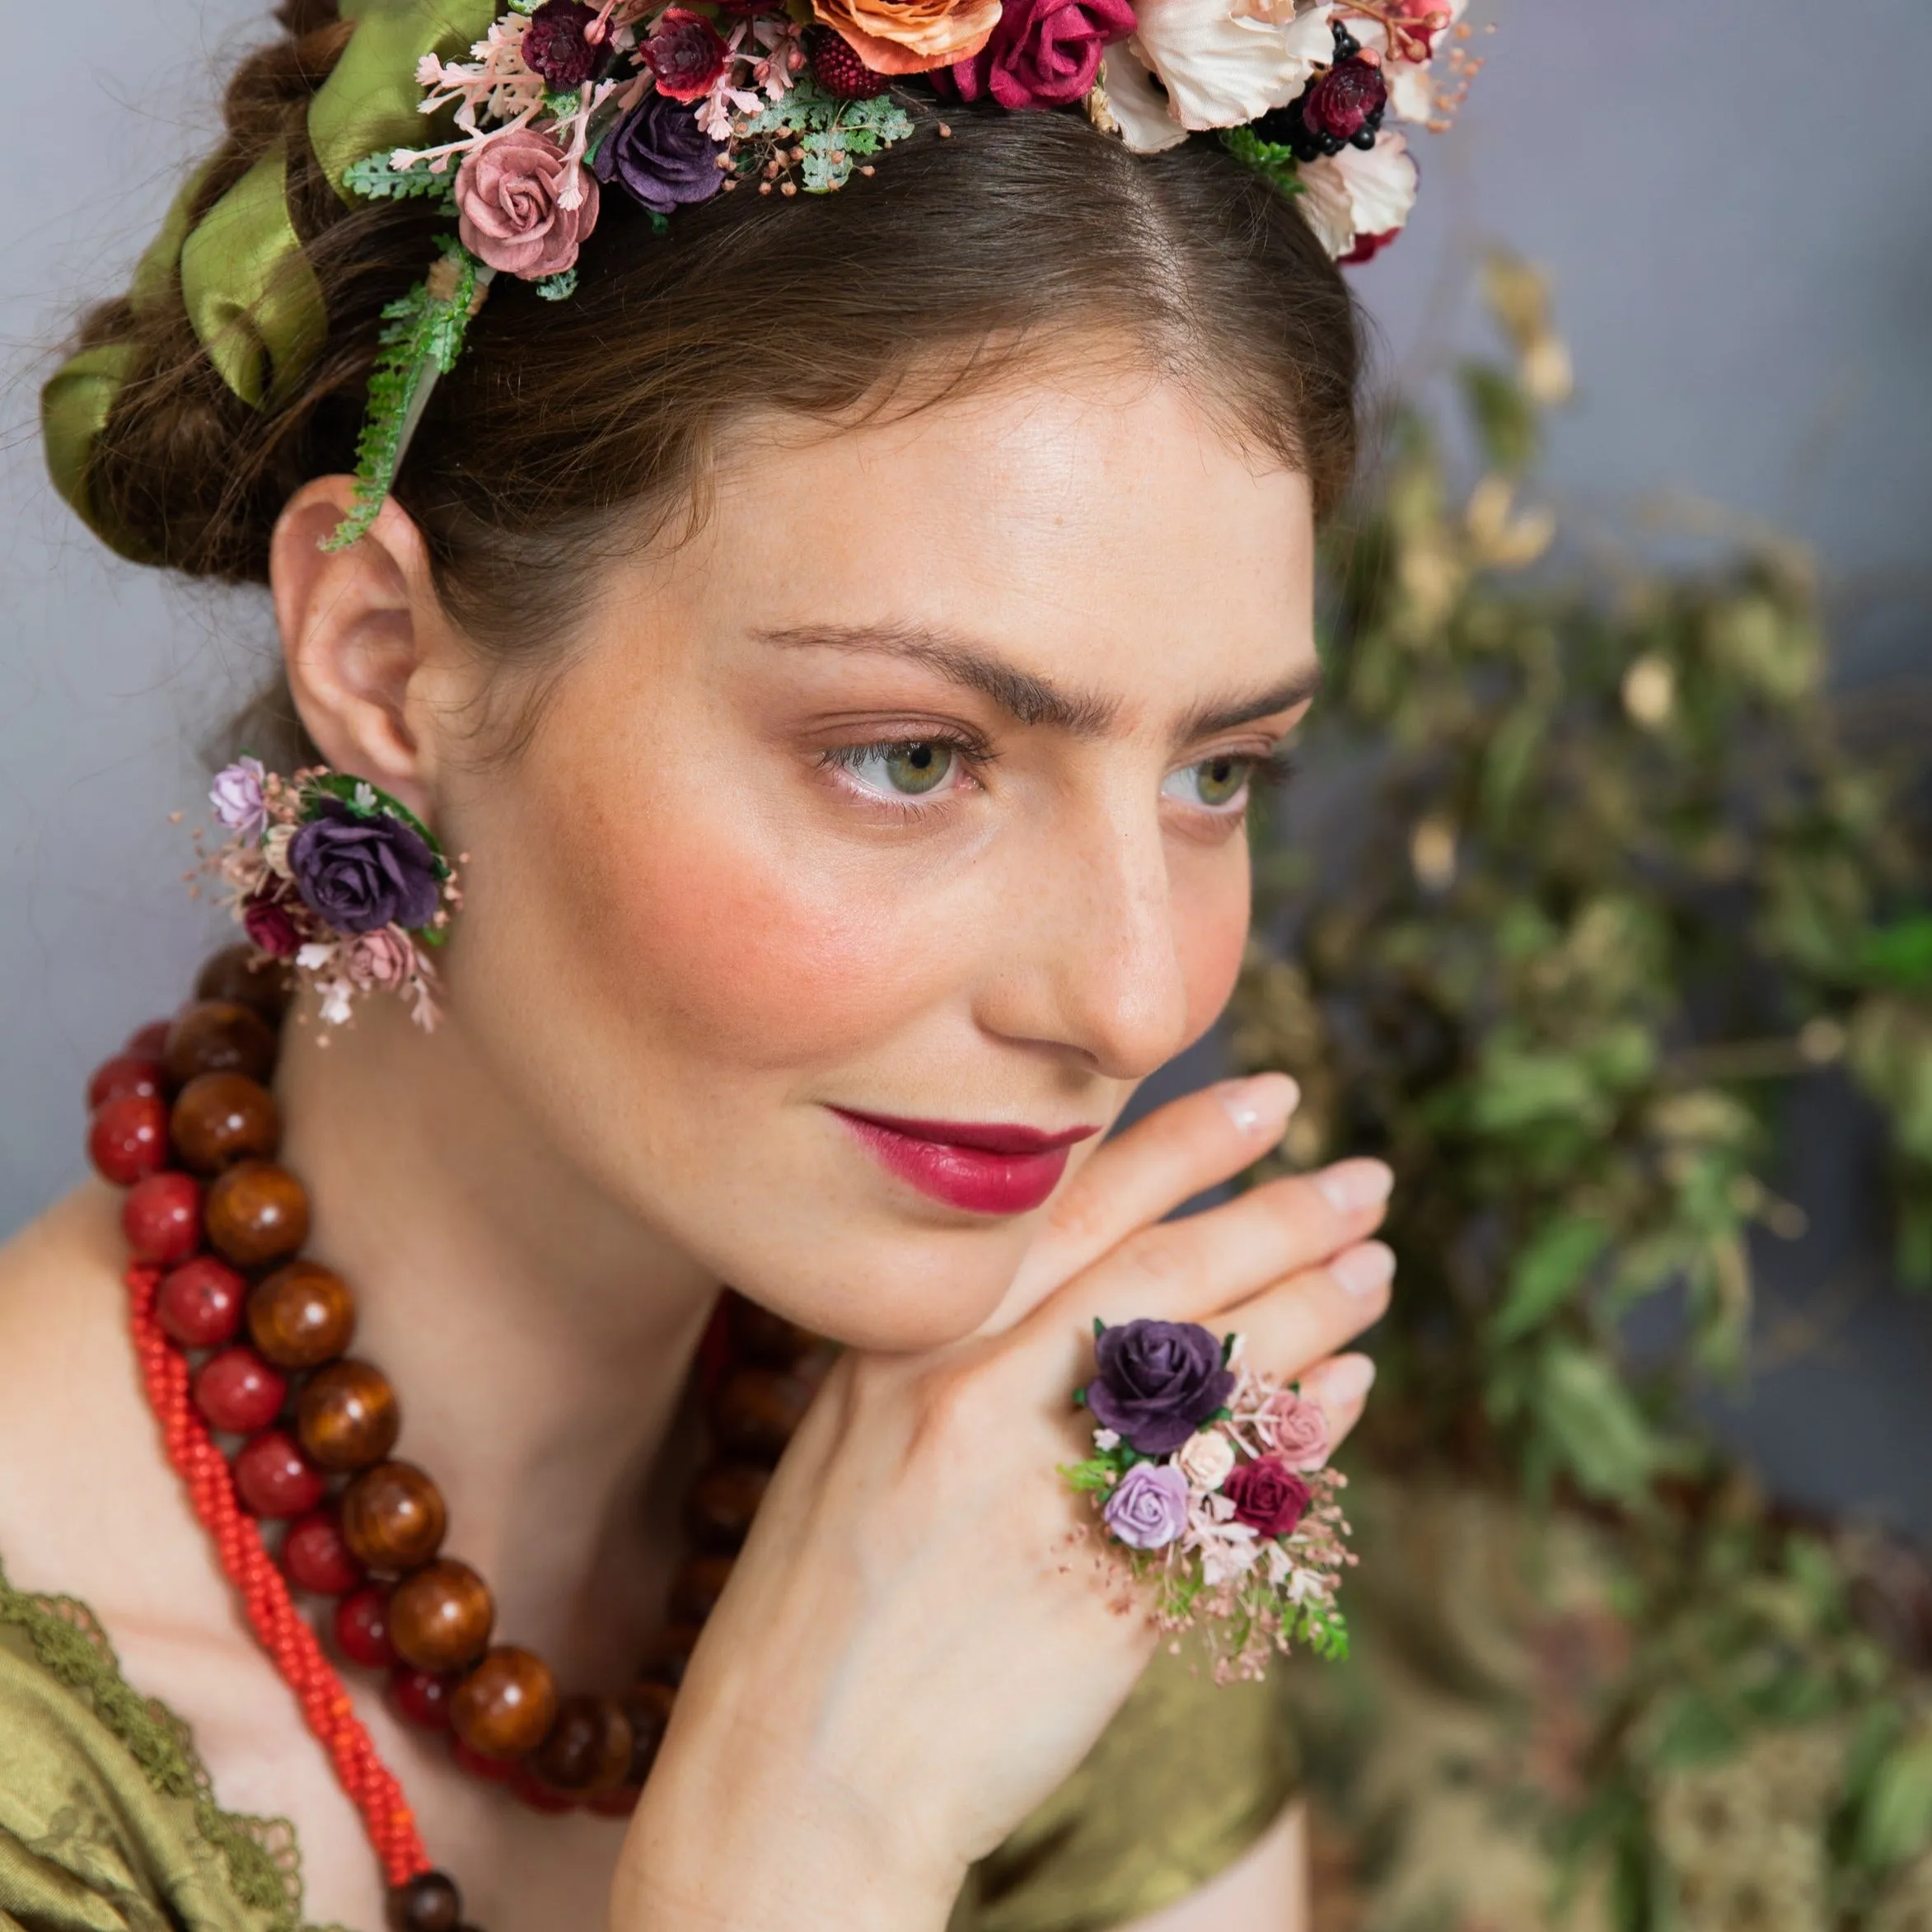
[269,480,456,819]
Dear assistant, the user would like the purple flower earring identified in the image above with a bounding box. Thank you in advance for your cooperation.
[199,760,464,1031]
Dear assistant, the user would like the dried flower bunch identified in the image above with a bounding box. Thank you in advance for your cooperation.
[200,760,463,1030]
[1064,1317,1354,1678]
[328,0,1479,542]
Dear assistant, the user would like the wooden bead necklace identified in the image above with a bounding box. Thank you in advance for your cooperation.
[85,945,825,1932]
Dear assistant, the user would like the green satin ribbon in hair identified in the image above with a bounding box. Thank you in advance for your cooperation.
[40,0,493,562]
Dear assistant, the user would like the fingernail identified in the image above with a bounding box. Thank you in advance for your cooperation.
[1313,1354,1377,1406]
[1219,1073,1298,1135]
[1315,1159,1394,1214]
[1331,1242,1396,1298]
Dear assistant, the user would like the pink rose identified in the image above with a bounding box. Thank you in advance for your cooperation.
[1259,1390,1331,1471]
[455,129,600,279]
[944,0,1135,108]
[344,927,414,992]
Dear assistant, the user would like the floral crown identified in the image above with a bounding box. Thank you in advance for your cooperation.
[42,0,1477,557]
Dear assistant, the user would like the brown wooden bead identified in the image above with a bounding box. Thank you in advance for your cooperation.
[341,1461,447,1573]
[170,1072,280,1175]
[205,1160,310,1268]
[619,1680,676,1785]
[637,1621,703,1690]
[164,1000,278,1089]
[725,1294,818,1367]
[247,1261,354,1369]
[668,1555,734,1626]
[386,1869,461,1932]
[196,944,293,1025]
[296,1359,399,1471]
[708,1366,812,1465]
[389,1559,495,1673]
[685,1461,770,1554]
[531,1692,633,1795]
[450,1646,558,1761]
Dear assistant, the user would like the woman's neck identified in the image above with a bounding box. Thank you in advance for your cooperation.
[274,990,719,1682]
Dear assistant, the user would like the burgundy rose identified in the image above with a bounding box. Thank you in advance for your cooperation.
[454,128,600,279]
[522,0,601,88]
[243,896,302,960]
[1086,1320,1233,1456]
[1221,1457,1312,1538]
[643,9,731,101]
[1302,55,1387,143]
[288,798,442,936]
[942,0,1134,109]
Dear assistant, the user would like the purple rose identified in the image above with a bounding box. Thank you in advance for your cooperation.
[1222,1456,1312,1538]
[288,798,442,936]
[592,94,725,218]
[943,0,1135,110]
[210,757,267,840]
[1087,1320,1233,1456]
[1102,1462,1190,1550]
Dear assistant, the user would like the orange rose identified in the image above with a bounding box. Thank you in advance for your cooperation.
[814,0,1002,75]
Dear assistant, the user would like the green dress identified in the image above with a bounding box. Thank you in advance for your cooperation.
[0,1564,1298,1932]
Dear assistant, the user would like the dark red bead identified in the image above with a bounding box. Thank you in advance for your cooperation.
[193,1345,288,1434]
[283,1505,366,1595]
[587,1781,642,1818]
[389,1665,457,1731]
[234,1429,326,1518]
[125,1019,174,1058]
[88,1053,166,1111]
[449,1738,517,1782]
[333,1583,396,1668]
[509,1762,579,1813]
[386,1869,462,1932]
[122,1172,203,1265]
[157,1256,248,1348]
[89,1095,170,1186]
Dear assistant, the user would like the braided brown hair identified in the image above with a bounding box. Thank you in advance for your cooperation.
[68,0,1360,671]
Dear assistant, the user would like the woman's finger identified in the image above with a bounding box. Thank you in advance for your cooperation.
[1292,1351,1377,1451]
[1042,1162,1393,1334]
[1038,1075,1300,1276]
[1219,1242,1394,1383]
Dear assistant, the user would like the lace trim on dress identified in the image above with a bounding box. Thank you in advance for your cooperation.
[0,1555,350,1932]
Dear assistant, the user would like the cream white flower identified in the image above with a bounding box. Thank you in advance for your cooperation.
[1296,129,1417,259]
[1195,1519,1261,1586]
[1097,49,1187,152]
[262,823,297,880]
[1126,0,1334,141]
[1177,1429,1237,1490]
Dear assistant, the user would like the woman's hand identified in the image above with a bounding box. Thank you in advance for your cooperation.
[613,1075,1391,1932]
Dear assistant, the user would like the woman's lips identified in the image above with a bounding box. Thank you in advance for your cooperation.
[830,1109,1100,1216]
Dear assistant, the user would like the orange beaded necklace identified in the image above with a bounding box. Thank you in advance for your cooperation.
[87,944,825,1932]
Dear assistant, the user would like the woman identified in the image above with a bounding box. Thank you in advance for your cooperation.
[2,0,1432,1923]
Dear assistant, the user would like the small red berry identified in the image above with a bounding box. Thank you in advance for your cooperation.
[125,1019,174,1058]
[809,29,888,100]
[88,1053,166,1111]
[157,1256,248,1348]
[122,1171,203,1265]
[89,1095,170,1186]
[334,1583,396,1668]
[234,1429,327,1518]
[390,1665,457,1730]
[283,1506,366,1595]
[193,1345,288,1434]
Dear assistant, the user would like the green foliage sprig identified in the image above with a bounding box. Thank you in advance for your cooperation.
[734,78,915,194]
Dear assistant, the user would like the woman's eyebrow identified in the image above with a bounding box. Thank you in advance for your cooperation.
[755,621,1119,736]
[1173,665,1324,742]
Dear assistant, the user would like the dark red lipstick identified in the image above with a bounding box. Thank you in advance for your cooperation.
[830,1109,1099,1215]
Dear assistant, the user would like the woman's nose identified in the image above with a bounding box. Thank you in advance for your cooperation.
[975,792,1194,1081]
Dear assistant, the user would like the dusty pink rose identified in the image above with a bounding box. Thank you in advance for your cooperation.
[455,129,600,278]
[1259,1390,1331,1471]
[344,927,414,992]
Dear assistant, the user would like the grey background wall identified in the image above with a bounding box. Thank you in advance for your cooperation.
[5,3,1930,1506]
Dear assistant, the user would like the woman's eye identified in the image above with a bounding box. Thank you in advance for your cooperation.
[835,740,959,798]
[1163,755,1251,812]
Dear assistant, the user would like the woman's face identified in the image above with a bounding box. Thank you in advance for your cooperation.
[434,367,1318,1350]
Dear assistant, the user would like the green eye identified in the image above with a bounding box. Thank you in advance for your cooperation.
[841,740,957,798]
[1164,756,1251,811]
